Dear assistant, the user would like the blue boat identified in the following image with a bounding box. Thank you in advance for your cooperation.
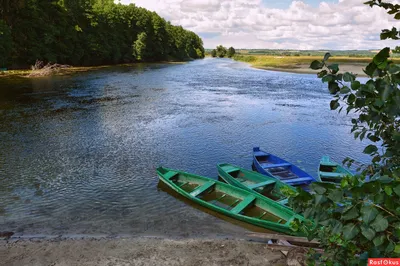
[252,147,316,186]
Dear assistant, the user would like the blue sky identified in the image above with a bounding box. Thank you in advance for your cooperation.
[126,0,400,50]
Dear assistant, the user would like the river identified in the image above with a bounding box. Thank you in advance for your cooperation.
[0,58,370,238]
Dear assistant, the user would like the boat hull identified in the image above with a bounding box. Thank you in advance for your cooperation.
[157,166,306,236]
[253,147,316,186]
[217,163,297,206]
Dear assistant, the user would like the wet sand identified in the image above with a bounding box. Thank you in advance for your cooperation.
[1,237,286,266]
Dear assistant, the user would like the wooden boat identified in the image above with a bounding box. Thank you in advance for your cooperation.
[253,147,316,186]
[317,156,354,182]
[217,163,297,206]
[157,166,307,236]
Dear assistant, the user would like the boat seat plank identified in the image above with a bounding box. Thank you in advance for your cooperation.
[231,195,256,214]
[190,181,215,197]
[285,177,314,184]
[319,171,343,178]
[163,171,178,180]
[262,163,291,169]
[248,180,276,189]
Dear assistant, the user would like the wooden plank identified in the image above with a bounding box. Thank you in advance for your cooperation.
[189,181,215,197]
[231,195,255,214]
[246,232,320,246]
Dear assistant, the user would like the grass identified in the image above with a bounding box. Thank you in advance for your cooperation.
[232,54,380,69]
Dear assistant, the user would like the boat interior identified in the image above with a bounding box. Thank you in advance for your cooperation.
[162,170,290,224]
[256,155,300,180]
[227,169,288,203]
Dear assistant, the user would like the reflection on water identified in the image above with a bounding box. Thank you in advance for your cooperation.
[0,58,370,238]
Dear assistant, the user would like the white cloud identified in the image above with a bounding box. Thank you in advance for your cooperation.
[121,0,400,49]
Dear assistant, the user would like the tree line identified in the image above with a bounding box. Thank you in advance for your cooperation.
[0,0,205,68]
[211,45,235,58]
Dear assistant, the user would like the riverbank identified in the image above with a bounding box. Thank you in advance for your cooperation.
[0,61,187,79]
[232,54,398,76]
[1,237,287,266]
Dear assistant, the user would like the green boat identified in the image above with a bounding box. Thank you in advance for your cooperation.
[317,156,354,182]
[217,163,297,206]
[157,166,306,236]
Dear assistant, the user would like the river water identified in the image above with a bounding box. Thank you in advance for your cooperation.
[0,58,370,238]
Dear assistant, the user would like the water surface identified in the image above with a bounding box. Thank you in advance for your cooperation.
[0,58,370,238]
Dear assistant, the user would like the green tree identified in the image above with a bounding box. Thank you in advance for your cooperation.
[211,49,217,57]
[289,1,400,265]
[0,19,12,67]
[0,0,204,67]
[133,32,148,61]
[227,46,235,58]
[216,45,227,58]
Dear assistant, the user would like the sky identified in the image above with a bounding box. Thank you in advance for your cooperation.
[117,0,400,50]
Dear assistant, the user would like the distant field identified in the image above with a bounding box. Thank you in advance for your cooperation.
[204,49,400,58]
[232,54,376,69]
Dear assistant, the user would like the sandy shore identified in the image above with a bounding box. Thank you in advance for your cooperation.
[254,63,368,77]
[1,237,287,266]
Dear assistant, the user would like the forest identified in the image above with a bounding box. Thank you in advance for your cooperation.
[0,0,205,69]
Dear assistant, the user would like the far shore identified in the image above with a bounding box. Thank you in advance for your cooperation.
[252,63,369,77]
[1,236,288,266]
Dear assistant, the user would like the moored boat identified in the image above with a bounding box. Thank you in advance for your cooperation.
[253,147,316,186]
[157,166,307,236]
[317,156,354,182]
[217,163,297,205]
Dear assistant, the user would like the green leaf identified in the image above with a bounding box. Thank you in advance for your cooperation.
[327,189,343,202]
[328,64,339,74]
[310,183,327,194]
[323,52,331,62]
[342,206,359,221]
[317,70,327,78]
[310,60,323,70]
[351,80,360,90]
[340,86,350,94]
[373,234,386,246]
[371,214,389,232]
[342,223,360,240]
[361,224,376,240]
[363,144,378,154]
[330,100,340,110]
[343,72,356,82]
[395,244,400,254]
[361,205,379,224]
[348,94,356,104]
[373,47,390,65]
[364,62,378,77]
[384,186,393,195]
[385,242,395,254]
[394,185,400,196]
[328,81,340,94]
[322,75,334,83]
[315,194,327,205]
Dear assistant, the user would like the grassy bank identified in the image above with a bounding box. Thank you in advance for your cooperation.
[232,54,400,76]
[0,61,186,79]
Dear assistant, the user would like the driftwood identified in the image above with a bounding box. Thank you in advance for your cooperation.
[248,232,324,266]
[28,60,71,77]
[246,232,320,247]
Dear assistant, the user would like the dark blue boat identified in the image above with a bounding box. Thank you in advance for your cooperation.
[253,147,316,186]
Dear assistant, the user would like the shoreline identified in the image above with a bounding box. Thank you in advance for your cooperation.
[247,62,369,77]
[1,236,288,266]
[0,61,188,79]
